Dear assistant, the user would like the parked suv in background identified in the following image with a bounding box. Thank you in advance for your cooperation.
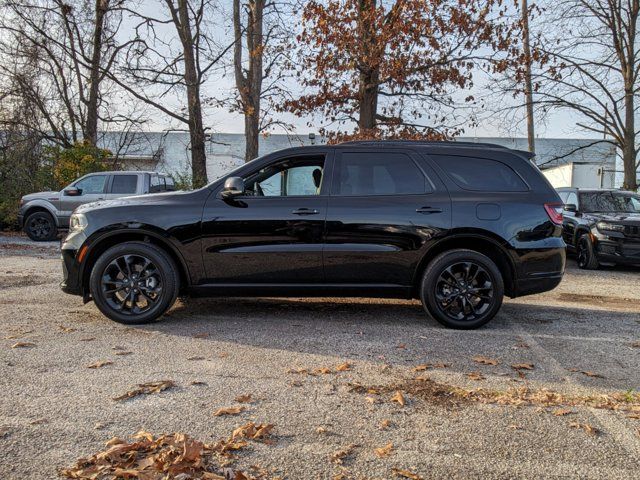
[19,171,175,241]
[557,188,640,269]
[60,141,566,329]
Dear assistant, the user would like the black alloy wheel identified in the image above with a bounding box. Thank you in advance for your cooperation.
[24,211,57,241]
[90,242,179,324]
[576,234,599,270]
[421,249,504,329]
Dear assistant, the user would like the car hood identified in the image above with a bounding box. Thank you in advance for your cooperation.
[22,191,60,202]
[75,190,190,214]
[584,212,640,224]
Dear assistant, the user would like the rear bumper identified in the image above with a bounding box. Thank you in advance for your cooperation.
[511,246,566,297]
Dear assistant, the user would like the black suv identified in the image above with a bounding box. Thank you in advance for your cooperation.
[61,141,565,329]
[557,188,640,269]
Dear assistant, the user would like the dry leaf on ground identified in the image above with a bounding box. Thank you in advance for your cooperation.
[627,413,640,419]
[213,406,246,417]
[80,337,96,342]
[331,444,358,464]
[630,341,640,348]
[413,364,429,372]
[58,325,76,333]
[336,362,352,372]
[114,351,132,356]
[235,394,253,403]
[473,355,499,366]
[191,381,207,386]
[187,356,205,361]
[113,380,175,401]
[467,371,485,381]
[392,468,423,480]
[379,419,392,430]
[552,408,574,416]
[87,361,113,369]
[374,443,394,458]
[11,342,35,348]
[581,371,604,378]
[391,391,406,406]
[512,363,535,370]
[569,422,600,436]
[193,333,209,339]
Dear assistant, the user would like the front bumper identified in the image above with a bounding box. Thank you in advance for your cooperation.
[60,230,88,296]
[594,238,640,265]
[17,214,24,229]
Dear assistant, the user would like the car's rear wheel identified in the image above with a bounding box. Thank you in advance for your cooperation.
[420,249,504,329]
[576,234,599,270]
[24,211,57,241]
[89,242,179,324]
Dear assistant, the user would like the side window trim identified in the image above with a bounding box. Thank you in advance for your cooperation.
[110,174,139,194]
[75,173,110,195]
[331,148,431,197]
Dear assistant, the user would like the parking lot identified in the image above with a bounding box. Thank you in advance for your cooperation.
[1,235,639,479]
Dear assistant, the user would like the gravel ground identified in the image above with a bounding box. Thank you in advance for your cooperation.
[0,234,639,479]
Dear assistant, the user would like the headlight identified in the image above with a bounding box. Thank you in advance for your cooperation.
[69,213,88,232]
[596,221,624,233]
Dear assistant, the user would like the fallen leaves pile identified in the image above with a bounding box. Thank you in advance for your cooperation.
[113,380,176,401]
[60,431,249,479]
[61,424,276,479]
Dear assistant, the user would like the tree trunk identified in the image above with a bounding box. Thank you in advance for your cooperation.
[85,0,109,146]
[177,0,207,187]
[622,86,637,191]
[234,0,264,162]
[521,0,535,153]
[357,0,379,132]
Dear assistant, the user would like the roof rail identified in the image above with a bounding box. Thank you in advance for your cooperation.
[339,139,511,150]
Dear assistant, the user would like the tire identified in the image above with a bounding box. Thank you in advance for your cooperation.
[576,234,599,270]
[89,241,179,324]
[24,211,57,241]
[420,249,504,329]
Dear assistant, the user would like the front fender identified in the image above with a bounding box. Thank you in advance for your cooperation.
[21,200,60,226]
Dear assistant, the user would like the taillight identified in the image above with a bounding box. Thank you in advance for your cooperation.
[544,203,563,225]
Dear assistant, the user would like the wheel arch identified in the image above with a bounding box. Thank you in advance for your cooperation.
[80,229,190,298]
[413,232,517,297]
[23,204,59,226]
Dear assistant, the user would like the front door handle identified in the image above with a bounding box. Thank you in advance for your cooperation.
[416,206,442,214]
[292,208,319,215]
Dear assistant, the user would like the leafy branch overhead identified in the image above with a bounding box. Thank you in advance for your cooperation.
[283,0,522,141]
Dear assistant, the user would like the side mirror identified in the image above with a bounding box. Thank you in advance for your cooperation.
[221,177,245,198]
[64,187,82,196]
[563,204,577,213]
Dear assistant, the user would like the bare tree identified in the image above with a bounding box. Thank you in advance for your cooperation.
[535,0,639,190]
[107,0,233,187]
[0,0,134,147]
[521,0,535,153]
[231,0,291,162]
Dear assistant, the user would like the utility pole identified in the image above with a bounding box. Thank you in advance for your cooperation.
[522,0,535,153]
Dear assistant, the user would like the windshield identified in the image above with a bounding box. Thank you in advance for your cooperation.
[579,191,640,213]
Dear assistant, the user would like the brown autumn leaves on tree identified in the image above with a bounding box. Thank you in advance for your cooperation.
[284,0,522,142]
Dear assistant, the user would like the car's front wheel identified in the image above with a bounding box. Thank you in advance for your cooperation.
[420,249,504,329]
[576,234,599,270]
[24,211,58,241]
[89,241,179,324]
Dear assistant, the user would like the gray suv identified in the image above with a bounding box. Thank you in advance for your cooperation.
[19,171,175,241]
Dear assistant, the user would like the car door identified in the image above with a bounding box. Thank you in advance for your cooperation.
[200,151,331,284]
[105,173,140,200]
[58,173,109,221]
[324,148,451,285]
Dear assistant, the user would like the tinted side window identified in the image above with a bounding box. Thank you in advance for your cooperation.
[432,155,528,192]
[334,152,428,196]
[75,175,107,195]
[111,175,138,194]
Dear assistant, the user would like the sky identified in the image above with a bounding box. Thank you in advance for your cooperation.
[121,0,603,141]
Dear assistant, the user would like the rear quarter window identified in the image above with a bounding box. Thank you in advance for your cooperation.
[431,155,528,192]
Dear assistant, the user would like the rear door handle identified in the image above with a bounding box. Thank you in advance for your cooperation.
[292,208,319,215]
[416,206,443,214]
